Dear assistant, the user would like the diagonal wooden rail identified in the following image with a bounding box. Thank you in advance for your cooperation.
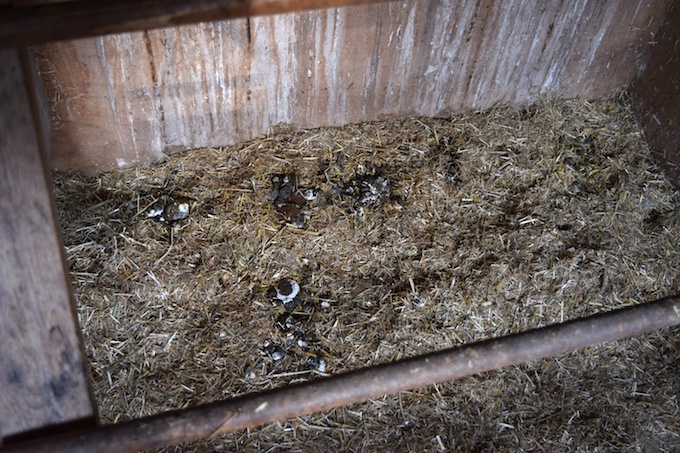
[2,296,678,453]
[0,0,392,49]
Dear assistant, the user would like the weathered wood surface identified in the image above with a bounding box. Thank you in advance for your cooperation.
[0,48,96,442]
[0,0,390,49]
[35,0,673,174]
[631,2,680,186]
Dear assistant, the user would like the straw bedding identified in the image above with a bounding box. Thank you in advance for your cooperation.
[54,95,680,452]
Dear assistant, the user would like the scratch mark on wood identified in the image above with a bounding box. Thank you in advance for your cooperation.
[143,30,157,85]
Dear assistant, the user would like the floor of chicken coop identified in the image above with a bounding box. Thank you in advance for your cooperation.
[54,94,680,452]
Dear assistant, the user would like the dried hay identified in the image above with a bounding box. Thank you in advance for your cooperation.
[54,94,680,452]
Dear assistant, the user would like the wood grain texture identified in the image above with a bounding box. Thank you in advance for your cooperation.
[0,48,96,441]
[35,0,673,174]
[631,2,680,186]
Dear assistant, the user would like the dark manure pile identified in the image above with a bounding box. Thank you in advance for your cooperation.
[55,95,680,452]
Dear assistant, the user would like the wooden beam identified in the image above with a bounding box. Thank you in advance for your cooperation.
[0,0,391,48]
[0,47,97,443]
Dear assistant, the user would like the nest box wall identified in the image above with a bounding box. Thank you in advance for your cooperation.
[631,2,680,184]
[34,0,672,174]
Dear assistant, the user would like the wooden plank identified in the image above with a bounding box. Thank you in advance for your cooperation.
[0,47,96,443]
[631,2,680,186]
[0,0,390,48]
[33,0,674,174]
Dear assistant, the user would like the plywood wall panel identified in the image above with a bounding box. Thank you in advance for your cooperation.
[631,2,680,185]
[36,0,673,174]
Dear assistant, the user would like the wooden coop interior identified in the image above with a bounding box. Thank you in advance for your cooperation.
[1,0,680,451]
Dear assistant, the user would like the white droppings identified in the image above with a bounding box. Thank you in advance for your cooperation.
[276,279,300,303]
[255,401,269,412]
[176,203,190,217]
[147,206,164,217]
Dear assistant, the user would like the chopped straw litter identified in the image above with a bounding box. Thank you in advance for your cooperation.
[54,95,680,452]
